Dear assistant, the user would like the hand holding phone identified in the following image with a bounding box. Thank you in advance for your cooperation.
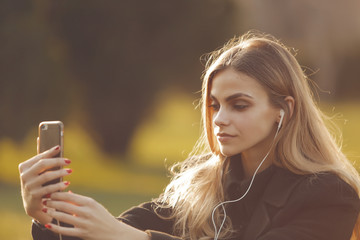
[38,121,67,238]
[19,121,71,227]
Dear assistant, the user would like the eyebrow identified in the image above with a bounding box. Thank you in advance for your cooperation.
[210,92,253,102]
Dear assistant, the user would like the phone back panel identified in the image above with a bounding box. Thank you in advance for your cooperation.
[38,121,64,186]
[39,121,64,157]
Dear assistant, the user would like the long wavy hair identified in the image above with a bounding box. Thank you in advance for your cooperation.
[156,31,360,240]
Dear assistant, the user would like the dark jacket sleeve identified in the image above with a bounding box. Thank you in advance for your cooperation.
[118,201,182,240]
[32,219,81,240]
[258,173,360,240]
[32,202,180,240]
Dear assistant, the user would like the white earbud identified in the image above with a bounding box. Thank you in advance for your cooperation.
[278,109,285,130]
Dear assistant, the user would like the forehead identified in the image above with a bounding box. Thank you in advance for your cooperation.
[210,68,268,100]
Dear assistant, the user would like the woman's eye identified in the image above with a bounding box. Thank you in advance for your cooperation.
[208,104,220,111]
[233,105,248,110]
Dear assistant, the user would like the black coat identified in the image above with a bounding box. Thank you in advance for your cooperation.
[32,165,360,240]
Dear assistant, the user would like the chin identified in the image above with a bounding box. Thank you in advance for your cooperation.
[219,147,242,158]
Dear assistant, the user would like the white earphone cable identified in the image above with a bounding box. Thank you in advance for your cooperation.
[212,117,283,240]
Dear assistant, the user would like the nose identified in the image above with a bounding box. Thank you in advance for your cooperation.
[213,108,230,126]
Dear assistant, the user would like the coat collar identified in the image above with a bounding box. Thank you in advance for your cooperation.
[243,166,304,239]
[223,154,274,201]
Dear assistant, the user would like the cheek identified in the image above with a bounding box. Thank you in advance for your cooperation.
[235,111,275,135]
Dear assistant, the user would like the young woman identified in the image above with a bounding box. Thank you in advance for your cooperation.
[19,32,360,240]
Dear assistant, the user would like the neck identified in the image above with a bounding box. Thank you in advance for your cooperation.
[241,151,274,179]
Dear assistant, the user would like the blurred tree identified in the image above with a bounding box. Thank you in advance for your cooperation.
[0,0,74,142]
[0,0,238,156]
[336,48,360,100]
[44,0,238,154]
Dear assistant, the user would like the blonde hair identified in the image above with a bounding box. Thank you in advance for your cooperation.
[156,31,360,240]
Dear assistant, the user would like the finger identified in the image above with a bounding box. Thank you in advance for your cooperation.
[45,208,83,228]
[29,168,72,190]
[22,168,71,195]
[34,157,71,175]
[19,145,61,173]
[50,191,93,207]
[27,181,71,199]
[21,158,71,183]
[44,199,82,215]
[37,137,39,154]
[44,222,81,238]
[33,145,62,166]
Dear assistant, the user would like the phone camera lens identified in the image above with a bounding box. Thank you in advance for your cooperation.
[41,124,48,130]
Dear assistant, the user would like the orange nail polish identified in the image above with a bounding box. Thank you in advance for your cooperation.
[45,224,52,229]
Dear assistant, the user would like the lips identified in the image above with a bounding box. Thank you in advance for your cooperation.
[216,132,236,143]
[217,132,235,137]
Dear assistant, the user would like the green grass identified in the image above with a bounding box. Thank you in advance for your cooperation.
[0,183,31,240]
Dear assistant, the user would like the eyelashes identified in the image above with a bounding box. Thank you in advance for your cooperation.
[233,105,249,110]
[208,103,249,111]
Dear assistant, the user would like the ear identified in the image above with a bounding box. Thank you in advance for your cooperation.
[284,96,295,118]
[276,96,295,123]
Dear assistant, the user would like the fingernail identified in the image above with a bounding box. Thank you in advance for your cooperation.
[64,181,70,186]
[45,224,52,229]
[64,159,71,164]
[68,190,73,193]
[42,200,47,205]
[66,169,73,174]
[44,193,51,198]
[54,146,60,150]
[42,208,48,213]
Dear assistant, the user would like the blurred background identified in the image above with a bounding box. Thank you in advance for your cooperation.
[1,0,360,239]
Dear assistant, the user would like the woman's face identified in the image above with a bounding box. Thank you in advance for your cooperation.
[209,67,280,157]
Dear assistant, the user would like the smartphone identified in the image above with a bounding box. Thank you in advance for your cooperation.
[38,121,64,186]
